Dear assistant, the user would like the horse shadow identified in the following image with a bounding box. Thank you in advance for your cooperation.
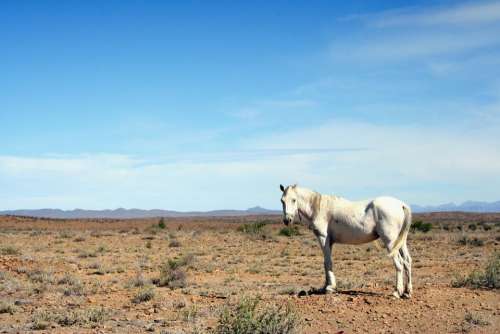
[297,287,382,297]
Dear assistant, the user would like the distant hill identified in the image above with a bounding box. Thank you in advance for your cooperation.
[1,201,499,219]
[0,206,281,219]
[411,200,500,213]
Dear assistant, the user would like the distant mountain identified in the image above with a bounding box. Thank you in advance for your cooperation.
[1,200,499,219]
[0,207,281,219]
[411,200,500,213]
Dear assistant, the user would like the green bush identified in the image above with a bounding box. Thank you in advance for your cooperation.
[158,218,166,229]
[411,220,432,233]
[452,252,499,289]
[278,226,301,237]
[238,221,272,240]
[214,296,300,334]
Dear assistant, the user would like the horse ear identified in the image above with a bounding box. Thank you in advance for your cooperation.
[280,184,285,192]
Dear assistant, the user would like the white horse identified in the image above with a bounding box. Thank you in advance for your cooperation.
[280,184,413,298]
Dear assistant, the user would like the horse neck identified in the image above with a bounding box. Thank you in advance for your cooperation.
[296,188,319,222]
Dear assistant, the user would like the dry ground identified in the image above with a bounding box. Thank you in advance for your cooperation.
[0,213,499,333]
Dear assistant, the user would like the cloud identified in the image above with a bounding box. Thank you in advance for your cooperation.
[2,117,499,210]
[227,99,318,120]
[332,1,500,62]
[332,31,499,61]
[341,1,500,27]
[244,118,500,202]
[370,1,500,27]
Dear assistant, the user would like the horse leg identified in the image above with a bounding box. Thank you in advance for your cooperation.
[392,253,405,298]
[317,235,336,293]
[400,243,412,298]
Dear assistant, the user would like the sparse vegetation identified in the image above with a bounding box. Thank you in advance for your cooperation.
[464,312,490,326]
[0,300,16,314]
[169,239,181,247]
[457,236,485,247]
[214,296,300,334]
[0,245,21,255]
[31,307,108,328]
[278,225,301,237]
[238,221,272,240]
[155,254,194,289]
[158,217,167,229]
[27,269,54,284]
[452,252,499,289]
[58,274,84,296]
[127,272,148,288]
[411,220,432,233]
[132,286,155,303]
[1,212,499,333]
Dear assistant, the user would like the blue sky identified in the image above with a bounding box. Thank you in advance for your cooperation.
[1,0,500,210]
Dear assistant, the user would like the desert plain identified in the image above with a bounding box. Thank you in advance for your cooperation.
[0,212,499,333]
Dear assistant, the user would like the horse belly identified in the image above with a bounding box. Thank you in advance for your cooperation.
[329,217,378,244]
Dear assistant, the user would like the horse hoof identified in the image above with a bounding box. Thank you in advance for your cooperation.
[392,291,401,299]
[402,292,412,299]
[324,286,336,294]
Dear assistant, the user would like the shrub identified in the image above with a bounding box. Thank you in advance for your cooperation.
[132,286,155,303]
[169,239,181,247]
[0,245,20,255]
[58,274,84,296]
[158,218,167,229]
[452,252,499,289]
[468,223,477,231]
[0,301,16,314]
[411,220,432,233]
[238,221,272,240]
[457,236,484,247]
[31,311,52,330]
[31,308,108,328]
[27,270,54,284]
[127,272,147,288]
[464,312,490,326]
[278,226,300,237]
[58,231,74,239]
[214,296,300,334]
[155,255,193,289]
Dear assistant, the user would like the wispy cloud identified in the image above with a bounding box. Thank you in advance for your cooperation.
[370,1,500,27]
[2,117,498,210]
[332,1,500,62]
[341,1,500,27]
[228,99,318,120]
[331,31,499,61]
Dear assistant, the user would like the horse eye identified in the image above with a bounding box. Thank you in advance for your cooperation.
[292,199,296,203]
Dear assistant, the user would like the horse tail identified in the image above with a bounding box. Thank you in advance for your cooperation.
[388,204,412,258]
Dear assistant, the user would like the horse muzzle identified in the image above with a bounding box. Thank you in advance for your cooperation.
[283,217,292,226]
